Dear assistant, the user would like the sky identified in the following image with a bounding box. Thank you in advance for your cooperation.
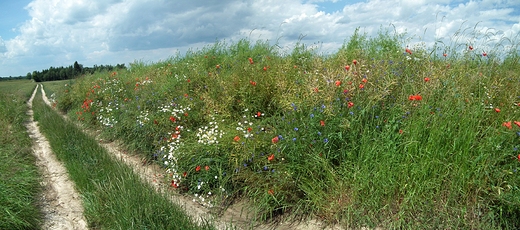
[0,0,519,77]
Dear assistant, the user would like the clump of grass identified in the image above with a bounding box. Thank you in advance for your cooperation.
[0,81,42,229]
[57,26,520,229]
[33,87,213,229]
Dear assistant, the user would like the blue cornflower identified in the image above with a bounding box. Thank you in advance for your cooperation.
[294,127,299,131]
[292,137,297,142]
[324,138,329,143]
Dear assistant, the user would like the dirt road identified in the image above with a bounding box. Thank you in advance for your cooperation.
[25,84,88,230]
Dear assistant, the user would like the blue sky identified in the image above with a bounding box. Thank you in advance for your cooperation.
[1,0,519,77]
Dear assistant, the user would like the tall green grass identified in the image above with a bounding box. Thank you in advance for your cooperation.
[57,28,520,228]
[0,80,42,229]
[32,87,213,229]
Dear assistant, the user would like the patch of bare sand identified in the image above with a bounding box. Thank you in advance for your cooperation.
[39,84,343,230]
[26,84,87,230]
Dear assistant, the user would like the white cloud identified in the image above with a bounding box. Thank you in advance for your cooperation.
[0,37,7,53]
[1,0,519,76]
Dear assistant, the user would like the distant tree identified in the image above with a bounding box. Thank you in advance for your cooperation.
[26,72,32,80]
[73,61,82,75]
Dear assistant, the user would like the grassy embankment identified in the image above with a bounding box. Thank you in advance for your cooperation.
[0,80,42,229]
[56,28,520,229]
[32,84,214,229]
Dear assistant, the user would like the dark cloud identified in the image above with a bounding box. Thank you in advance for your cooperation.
[107,0,255,51]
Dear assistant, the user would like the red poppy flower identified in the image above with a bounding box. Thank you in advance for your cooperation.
[352,59,358,65]
[205,165,210,171]
[247,127,253,132]
[216,64,220,69]
[408,95,422,101]
[248,57,254,64]
[424,77,430,82]
[320,120,325,127]
[267,154,275,162]
[183,172,187,177]
[482,52,487,57]
[503,121,512,129]
[443,53,447,57]
[399,129,403,134]
[345,65,350,71]
[272,136,279,144]
[469,45,473,50]
[263,66,267,71]
[335,80,341,87]
[195,165,201,172]
[405,48,412,55]
[518,154,520,162]
[514,121,520,128]
[256,111,262,117]
[250,80,257,86]
[362,78,367,83]
[268,189,274,195]
[348,101,354,108]
[494,108,501,113]
[170,116,176,122]
[314,87,319,92]
[171,180,178,188]
[359,84,364,89]
[234,136,240,142]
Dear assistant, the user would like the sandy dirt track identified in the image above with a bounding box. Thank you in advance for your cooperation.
[25,84,88,230]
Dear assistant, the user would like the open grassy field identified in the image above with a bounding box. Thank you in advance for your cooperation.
[0,80,42,229]
[52,29,520,228]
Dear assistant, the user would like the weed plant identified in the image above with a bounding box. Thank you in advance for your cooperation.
[0,81,42,229]
[57,28,520,228]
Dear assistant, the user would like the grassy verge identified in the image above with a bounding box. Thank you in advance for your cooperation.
[41,80,74,109]
[0,80,42,229]
[32,86,214,229]
[57,28,520,228]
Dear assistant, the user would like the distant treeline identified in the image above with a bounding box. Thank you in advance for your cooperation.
[0,75,29,81]
[26,61,126,82]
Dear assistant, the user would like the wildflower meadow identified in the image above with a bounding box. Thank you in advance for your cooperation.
[56,28,520,228]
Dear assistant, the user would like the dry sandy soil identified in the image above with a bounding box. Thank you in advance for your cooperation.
[30,84,344,230]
